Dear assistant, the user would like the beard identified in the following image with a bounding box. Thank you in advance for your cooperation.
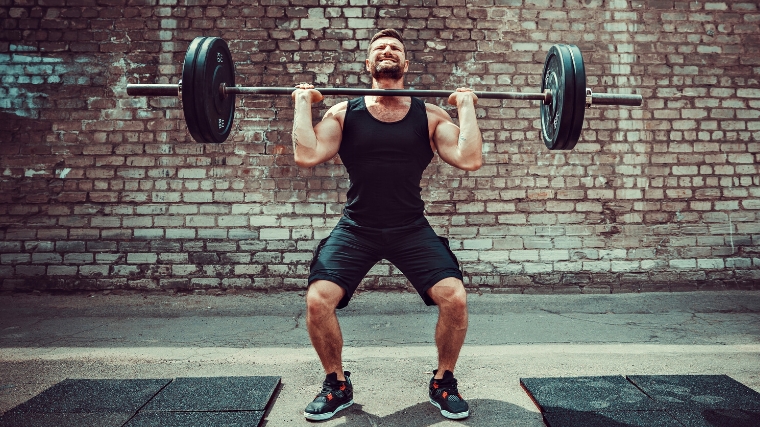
[371,59,404,81]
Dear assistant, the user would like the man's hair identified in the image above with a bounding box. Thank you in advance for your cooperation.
[367,29,405,56]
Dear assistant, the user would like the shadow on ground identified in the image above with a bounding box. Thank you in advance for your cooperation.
[298,399,543,426]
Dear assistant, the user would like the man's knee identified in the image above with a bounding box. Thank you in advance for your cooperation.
[428,278,467,311]
[306,280,344,317]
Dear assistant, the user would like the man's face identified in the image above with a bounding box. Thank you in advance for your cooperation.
[366,37,409,81]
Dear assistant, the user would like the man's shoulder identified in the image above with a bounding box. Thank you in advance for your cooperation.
[424,102,453,122]
[324,101,350,119]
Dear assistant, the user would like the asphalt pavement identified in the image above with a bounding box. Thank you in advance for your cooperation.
[1,290,759,426]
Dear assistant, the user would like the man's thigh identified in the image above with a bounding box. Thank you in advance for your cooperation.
[385,225,463,305]
[308,225,383,308]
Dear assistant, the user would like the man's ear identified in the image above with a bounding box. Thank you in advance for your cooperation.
[365,58,371,72]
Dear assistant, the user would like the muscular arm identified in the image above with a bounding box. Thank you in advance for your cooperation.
[292,89,344,168]
[430,90,483,171]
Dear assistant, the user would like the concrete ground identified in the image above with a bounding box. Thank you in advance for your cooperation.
[0,290,759,426]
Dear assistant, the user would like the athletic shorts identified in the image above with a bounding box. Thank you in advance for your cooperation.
[308,215,463,309]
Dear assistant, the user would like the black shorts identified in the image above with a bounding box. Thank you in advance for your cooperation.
[308,215,463,309]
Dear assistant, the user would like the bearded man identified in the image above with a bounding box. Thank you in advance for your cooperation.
[291,28,483,421]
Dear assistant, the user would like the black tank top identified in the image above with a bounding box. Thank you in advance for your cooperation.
[339,96,434,228]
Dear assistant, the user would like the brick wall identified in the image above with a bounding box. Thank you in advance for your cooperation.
[0,0,758,294]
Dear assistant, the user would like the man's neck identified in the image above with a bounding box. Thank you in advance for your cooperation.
[370,78,407,105]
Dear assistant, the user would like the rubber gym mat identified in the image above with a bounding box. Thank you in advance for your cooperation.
[520,376,678,427]
[142,376,281,411]
[125,410,265,427]
[0,376,281,427]
[521,375,760,427]
[520,376,662,413]
[627,375,760,427]
[0,379,171,427]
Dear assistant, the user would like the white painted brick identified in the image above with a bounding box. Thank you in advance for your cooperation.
[133,228,164,239]
[479,251,510,262]
[669,259,696,269]
[583,260,611,272]
[172,265,198,275]
[177,168,207,179]
[282,217,312,227]
[250,216,279,227]
[346,18,375,28]
[554,261,582,272]
[510,250,539,262]
[191,278,221,287]
[540,250,569,261]
[292,229,313,240]
[599,249,627,259]
[640,260,661,270]
[524,263,553,274]
[697,258,724,269]
[454,251,479,262]
[96,254,121,264]
[463,239,493,250]
[283,253,311,264]
[113,265,140,275]
[64,253,93,264]
[166,229,195,239]
[187,216,216,227]
[611,261,640,272]
[127,253,158,264]
[725,258,751,268]
[198,229,229,239]
[79,265,109,276]
[48,265,78,275]
[231,204,263,215]
[32,253,62,264]
[260,228,290,240]
[217,216,247,227]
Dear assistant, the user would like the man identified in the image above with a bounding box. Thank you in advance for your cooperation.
[291,28,482,421]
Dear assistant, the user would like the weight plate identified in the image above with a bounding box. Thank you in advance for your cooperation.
[181,36,206,144]
[192,37,236,144]
[562,44,586,151]
[540,44,575,150]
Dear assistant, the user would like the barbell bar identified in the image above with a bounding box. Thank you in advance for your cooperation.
[126,36,643,150]
[126,84,642,106]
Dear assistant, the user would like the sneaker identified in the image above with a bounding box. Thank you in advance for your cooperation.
[429,369,469,420]
[304,371,354,421]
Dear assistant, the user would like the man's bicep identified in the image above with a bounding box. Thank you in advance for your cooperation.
[432,118,463,165]
[312,113,343,162]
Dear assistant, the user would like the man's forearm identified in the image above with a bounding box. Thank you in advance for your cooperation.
[292,96,318,154]
[456,98,483,158]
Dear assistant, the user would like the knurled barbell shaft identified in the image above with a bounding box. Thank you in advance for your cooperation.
[226,86,551,103]
[125,83,644,107]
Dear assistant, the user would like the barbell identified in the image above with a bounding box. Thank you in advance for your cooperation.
[126,37,643,150]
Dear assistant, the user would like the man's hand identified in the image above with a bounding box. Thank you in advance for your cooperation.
[292,83,324,104]
[447,87,478,107]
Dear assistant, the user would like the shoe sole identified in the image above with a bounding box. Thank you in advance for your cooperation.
[429,398,469,420]
[303,400,354,421]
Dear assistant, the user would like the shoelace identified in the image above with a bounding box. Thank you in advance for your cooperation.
[315,379,347,400]
[433,378,462,401]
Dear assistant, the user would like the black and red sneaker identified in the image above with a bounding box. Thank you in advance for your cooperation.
[429,369,469,420]
[304,371,354,421]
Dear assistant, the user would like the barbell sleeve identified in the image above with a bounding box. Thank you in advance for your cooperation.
[126,84,180,97]
[591,93,643,106]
